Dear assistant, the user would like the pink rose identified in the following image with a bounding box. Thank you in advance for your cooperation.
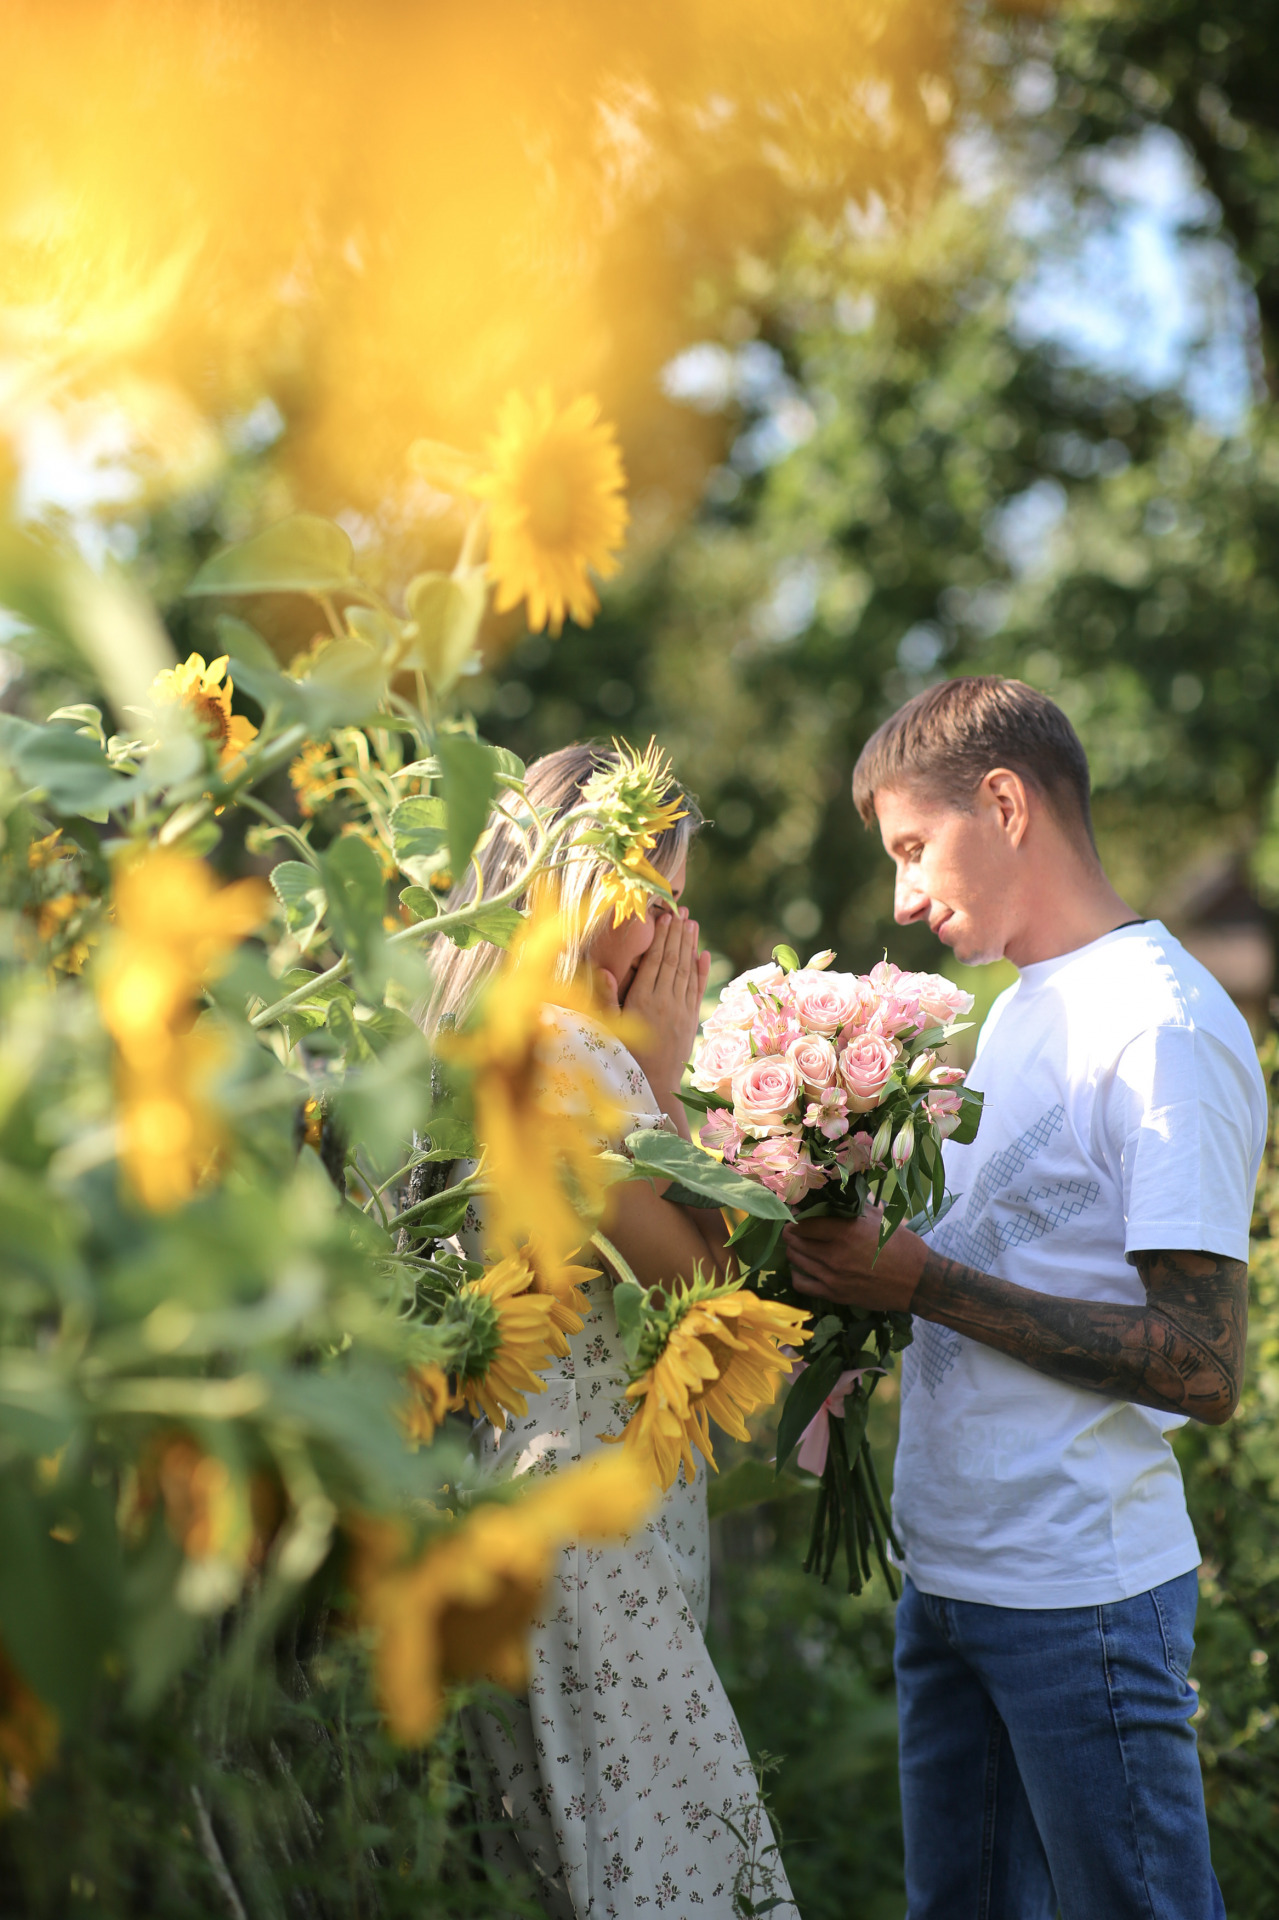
[804,1085,849,1140]
[788,968,866,1035]
[750,1002,802,1057]
[732,1054,802,1136]
[706,985,759,1030]
[690,1027,752,1095]
[835,1130,875,1173]
[923,1090,964,1139]
[837,1033,898,1112]
[787,1032,838,1094]
[910,973,975,1024]
[740,1134,828,1204]
[706,962,785,1031]
[738,961,786,991]
[834,979,883,1039]
[700,1107,746,1162]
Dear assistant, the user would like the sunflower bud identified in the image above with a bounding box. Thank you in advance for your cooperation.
[870,1114,894,1164]
[892,1119,915,1170]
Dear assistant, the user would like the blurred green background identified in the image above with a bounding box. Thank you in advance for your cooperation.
[9,0,1279,1912]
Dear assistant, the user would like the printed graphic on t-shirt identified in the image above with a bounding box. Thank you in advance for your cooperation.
[905,1103,1102,1399]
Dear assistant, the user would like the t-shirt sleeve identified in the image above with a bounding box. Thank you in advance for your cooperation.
[1101,1024,1265,1263]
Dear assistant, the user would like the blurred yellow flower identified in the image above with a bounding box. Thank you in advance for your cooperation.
[402,1363,454,1448]
[0,1640,58,1814]
[455,1255,561,1431]
[97,850,269,1209]
[289,740,339,817]
[24,889,96,975]
[27,829,65,870]
[348,1451,656,1744]
[441,905,636,1278]
[471,390,629,637]
[614,1275,812,1490]
[150,653,258,769]
[155,1433,251,1566]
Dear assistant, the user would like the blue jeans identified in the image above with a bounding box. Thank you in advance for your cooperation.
[895,1571,1225,1920]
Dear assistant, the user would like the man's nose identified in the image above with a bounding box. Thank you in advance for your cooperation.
[894,877,930,926]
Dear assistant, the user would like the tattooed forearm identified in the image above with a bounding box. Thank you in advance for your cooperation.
[911,1246,1248,1424]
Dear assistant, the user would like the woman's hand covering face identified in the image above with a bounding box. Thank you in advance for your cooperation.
[598,909,709,1099]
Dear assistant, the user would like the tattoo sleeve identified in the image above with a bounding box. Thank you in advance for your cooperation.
[911,1245,1249,1425]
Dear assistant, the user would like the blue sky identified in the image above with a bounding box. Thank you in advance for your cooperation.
[1010,125,1257,429]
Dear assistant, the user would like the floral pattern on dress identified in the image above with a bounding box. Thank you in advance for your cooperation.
[461,1009,795,1919]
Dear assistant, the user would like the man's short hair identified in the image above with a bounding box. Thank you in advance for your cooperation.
[852,676,1096,849]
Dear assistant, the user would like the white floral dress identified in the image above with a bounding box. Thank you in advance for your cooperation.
[460,1008,795,1919]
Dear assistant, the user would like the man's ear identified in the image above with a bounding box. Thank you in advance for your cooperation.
[982,768,1031,849]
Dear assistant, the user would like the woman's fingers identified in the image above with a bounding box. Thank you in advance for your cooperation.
[637,911,671,988]
[652,909,681,991]
[595,966,621,1014]
[668,913,694,997]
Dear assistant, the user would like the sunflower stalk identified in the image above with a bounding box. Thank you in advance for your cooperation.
[248,790,644,1033]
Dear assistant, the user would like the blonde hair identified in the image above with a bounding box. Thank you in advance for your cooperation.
[424,742,699,1034]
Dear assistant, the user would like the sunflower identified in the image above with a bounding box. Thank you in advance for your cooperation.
[469,389,629,637]
[150,653,258,769]
[114,1033,228,1213]
[26,888,95,975]
[347,1451,656,1744]
[289,739,339,817]
[530,1255,598,1341]
[27,829,65,870]
[454,1255,561,1430]
[153,1433,252,1566]
[401,1363,454,1447]
[0,1640,58,1814]
[614,1273,812,1490]
[595,847,675,930]
[579,739,687,926]
[441,904,639,1277]
[97,850,269,1209]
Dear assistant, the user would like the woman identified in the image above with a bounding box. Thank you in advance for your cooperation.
[428,744,795,1919]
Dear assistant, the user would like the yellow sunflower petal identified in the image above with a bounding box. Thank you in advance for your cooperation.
[470,388,629,637]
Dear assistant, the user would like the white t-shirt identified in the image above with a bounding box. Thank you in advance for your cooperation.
[893,920,1267,1609]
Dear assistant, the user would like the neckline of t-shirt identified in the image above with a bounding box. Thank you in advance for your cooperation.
[1014,918,1163,990]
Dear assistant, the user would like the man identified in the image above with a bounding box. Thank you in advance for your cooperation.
[786,676,1266,1920]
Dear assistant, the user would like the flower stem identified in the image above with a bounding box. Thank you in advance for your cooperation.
[249,955,348,1030]
[590,1230,641,1289]
[237,793,319,867]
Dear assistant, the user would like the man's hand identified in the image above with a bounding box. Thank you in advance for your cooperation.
[785,1212,927,1314]
[788,1217,1247,1426]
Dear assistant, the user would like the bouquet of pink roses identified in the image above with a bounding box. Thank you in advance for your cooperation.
[684,943,983,1592]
